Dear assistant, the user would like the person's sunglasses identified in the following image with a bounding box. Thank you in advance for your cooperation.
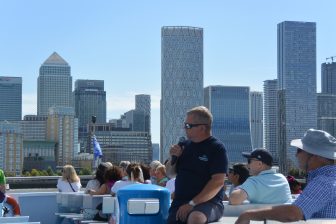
[184,123,208,129]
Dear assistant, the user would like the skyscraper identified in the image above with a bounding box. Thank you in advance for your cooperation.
[250,91,263,149]
[277,21,317,173]
[318,61,336,137]
[161,26,204,161]
[263,79,279,164]
[321,61,336,94]
[74,79,106,128]
[0,76,22,121]
[74,79,106,152]
[37,52,72,116]
[135,94,151,132]
[124,109,146,131]
[204,86,252,163]
[317,94,336,137]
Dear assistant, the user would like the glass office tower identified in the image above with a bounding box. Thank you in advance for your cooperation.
[37,52,72,116]
[204,86,252,163]
[277,21,317,173]
[161,26,204,161]
[135,94,151,133]
[263,79,279,164]
[250,91,263,149]
[0,76,22,121]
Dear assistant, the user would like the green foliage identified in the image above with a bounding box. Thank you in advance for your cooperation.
[22,171,31,177]
[4,172,15,177]
[30,169,39,176]
[79,167,92,175]
[288,168,306,178]
[46,167,54,176]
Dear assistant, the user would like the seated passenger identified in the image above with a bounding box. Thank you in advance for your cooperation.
[229,149,292,205]
[149,160,162,184]
[155,165,169,187]
[57,165,82,192]
[119,161,130,181]
[140,163,151,184]
[286,175,302,194]
[88,165,122,195]
[165,177,176,199]
[235,129,336,223]
[111,163,144,196]
[85,162,112,193]
[224,163,249,200]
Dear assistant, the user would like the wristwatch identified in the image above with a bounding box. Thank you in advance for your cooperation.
[188,200,196,207]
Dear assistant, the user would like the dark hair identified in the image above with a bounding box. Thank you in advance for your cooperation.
[126,163,144,183]
[95,163,111,185]
[104,166,123,182]
[140,163,151,181]
[231,163,250,185]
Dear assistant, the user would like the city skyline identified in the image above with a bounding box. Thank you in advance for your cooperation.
[1,1,336,143]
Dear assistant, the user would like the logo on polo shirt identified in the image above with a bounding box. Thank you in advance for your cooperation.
[198,154,208,162]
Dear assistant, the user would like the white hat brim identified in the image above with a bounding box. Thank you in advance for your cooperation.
[290,139,303,149]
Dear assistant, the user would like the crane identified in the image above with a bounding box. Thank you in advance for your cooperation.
[326,56,336,63]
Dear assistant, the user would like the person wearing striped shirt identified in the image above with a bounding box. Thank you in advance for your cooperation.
[235,129,336,224]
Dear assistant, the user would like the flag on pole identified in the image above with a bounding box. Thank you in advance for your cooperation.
[93,135,103,159]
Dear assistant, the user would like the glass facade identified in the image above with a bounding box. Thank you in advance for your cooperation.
[135,94,151,132]
[37,52,72,116]
[204,86,252,164]
[0,76,22,121]
[88,123,152,165]
[277,21,317,172]
[263,79,279,164]
[161,26,204,162]
[250,91,263,149]
[318,62,336,137]
[317,94,336,137]
[124,109,146,132]
[74,79,106,152]
[74,79,106,127]
[321,62,336,94]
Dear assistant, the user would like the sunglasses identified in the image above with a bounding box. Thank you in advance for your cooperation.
[184,123,208,129]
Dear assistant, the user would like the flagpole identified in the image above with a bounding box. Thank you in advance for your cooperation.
[92,115,97,170]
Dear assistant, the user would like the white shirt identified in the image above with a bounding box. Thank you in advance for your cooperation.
[111,180,140,194]
[57,178,82,192]
[85,179,100,193]
[165,178,175,193]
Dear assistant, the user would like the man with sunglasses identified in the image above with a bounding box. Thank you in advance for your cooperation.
[229,149,292,205]
[235,129,336,224]
[166,106,228,224]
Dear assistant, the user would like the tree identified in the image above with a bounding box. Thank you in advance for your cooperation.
[30,169,39,176]
[46,167,54,176]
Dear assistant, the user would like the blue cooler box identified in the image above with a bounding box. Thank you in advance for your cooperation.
[117,184,170,224]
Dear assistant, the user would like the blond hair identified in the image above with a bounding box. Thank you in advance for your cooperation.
[155,165,167,177]
[62,165,80,183]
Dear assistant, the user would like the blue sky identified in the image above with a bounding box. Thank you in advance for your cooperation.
[1,1,335,144]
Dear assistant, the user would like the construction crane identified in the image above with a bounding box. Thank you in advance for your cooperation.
[326,56,336,63]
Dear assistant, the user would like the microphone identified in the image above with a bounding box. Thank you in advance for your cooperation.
[171,137,186,165]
